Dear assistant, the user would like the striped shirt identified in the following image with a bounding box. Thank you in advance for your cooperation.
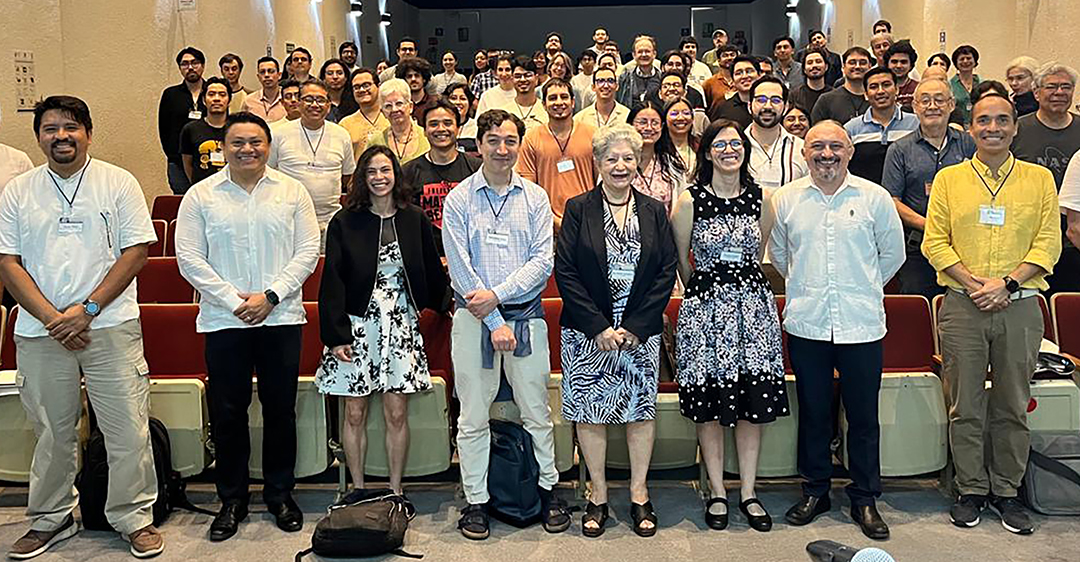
[844,106,919,185]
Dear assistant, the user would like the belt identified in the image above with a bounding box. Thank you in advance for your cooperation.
[949,286,1038,301]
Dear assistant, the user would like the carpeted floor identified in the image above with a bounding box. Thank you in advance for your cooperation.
[1,479,1077,562]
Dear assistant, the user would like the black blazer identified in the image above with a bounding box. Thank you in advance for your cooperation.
[319,204,449,348]
[555,186,678,340]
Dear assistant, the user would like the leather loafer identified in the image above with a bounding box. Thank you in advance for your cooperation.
[851,504,890,540]
[784,494,831,526]
[209,502,248,542]
[268,497,304,532]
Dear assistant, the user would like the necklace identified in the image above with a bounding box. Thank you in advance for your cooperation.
[390,125,413,161]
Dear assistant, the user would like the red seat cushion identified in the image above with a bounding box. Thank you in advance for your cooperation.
[165,220,177,257]
[151,195,183,222]
[1,307,18,369]
[1054,293,1080,355]
[299,303,324,375]
[148,220,167,257]
[542,275,559,298]
[136,257,194,303]
[140,304,205,377]
[883,295,935,372]
[542,299,563,373]
[302,257,325,302]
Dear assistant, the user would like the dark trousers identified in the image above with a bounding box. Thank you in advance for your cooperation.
[205,325,302,505]
[1046,245,1080,297]
[897,250,945,302]
[788,334,883,506]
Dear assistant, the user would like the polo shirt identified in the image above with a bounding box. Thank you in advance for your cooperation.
[844,106,920,185]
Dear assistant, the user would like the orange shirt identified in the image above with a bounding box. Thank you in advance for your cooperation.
[517,121,597,221]
[703,73,734,117]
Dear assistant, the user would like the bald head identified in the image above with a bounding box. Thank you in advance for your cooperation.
[803,121,853,190]
[922,66,948,82]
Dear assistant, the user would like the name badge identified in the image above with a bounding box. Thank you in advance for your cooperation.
[485,230,510,247]
[187,110,202,120]
[720,247,744,263]
[57,217,84,235]
[979,204,1006,226]
[556,159,575,173]
[209,151,225,165]
[611,262,635,281]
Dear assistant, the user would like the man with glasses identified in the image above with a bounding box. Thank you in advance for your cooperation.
[379,37,419,83]
[811,47,872,125]
[1011,63,1080,294]
[746,76,808,191]
[285,47,313,83]
[617,35,661,108]
[339,41,359,71]
[882,78,975,300]
[158,46,206,194]
[339,68,389,158]
[712,56,760,128]
[844,66,919,185]
[277,79,303,122]
[499,56,548,131]
[268,79,355,251]
[574,67,628,131]
[243,57,287,123]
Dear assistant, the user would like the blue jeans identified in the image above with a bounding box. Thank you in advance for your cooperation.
[167,160,191,195]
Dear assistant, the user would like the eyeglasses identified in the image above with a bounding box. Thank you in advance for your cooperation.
[915,96,951,107]
[668,110,693,119]
[179,61,202,69]
[353,82,376,92]
[512,72,536,80]
[753,95,785,106]
[633,119,662,129]
[594,77,616,86]
[383,100,409,111]
[301,96,330,106]
[711,139,743,151]
[1041,83,1075,93]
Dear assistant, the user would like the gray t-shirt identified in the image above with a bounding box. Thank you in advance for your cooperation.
[1011,113,1080,189]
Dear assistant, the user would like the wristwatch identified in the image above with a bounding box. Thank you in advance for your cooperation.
[82,299,101,317]
[1003,276,1020,294]
[264,289,280,306]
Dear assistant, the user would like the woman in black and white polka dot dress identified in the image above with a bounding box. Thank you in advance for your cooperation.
[671,119,789,532]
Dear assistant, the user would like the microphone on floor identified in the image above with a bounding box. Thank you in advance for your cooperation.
[807,540,896,562]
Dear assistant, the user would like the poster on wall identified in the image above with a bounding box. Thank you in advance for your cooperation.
[178,0,196,12]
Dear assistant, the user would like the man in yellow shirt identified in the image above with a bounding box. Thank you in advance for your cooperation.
[922,88,1061,536]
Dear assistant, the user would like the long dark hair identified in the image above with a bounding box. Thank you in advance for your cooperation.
[320,58,359,118]
[627,100,686,184]
[346,146,410,212]
[692,119,756,191]
[662,96,699,151]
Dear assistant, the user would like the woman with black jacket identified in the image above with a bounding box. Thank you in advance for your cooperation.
[315,145,448,509]
[555,123,677,538]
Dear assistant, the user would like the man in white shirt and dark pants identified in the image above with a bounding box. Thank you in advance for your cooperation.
[176,112,320,542]
[0,96,163,559]
[769,121,904,541]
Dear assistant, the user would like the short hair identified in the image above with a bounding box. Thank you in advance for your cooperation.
[511,54,538,74]
[288,47,312,63]
[592,66,617,83]
[870,32,894,47]
[679,36,699,50]
[719,44,742,57]
[927,52,951,71]
[338,41,358,55]
[176,46,205,66]
[632,35,658,52]
[476,108,525,142]
[661,50,690,73]
[862,66,897,89]
[885,40,918,67]
[1006,56,1040,78]
[347,145,409,211]
[731,55,760,73]
[280,78,301,92]
[218,53,243,70]
[350,67,380,86]
[396,57,432,83]
[951,45,980,67]
[842,46,872,64]
[873,19,892,33]
[398,36,418,50]
[202,76,234,103]
[749,75,789,101]
[712,29,728,39]
[660,70,687,87]
[223,111,272,144]
[299,78,330,96]
[914,78,954,100]
[422,98,463,127]
[541,77,574,101]
[379,78,411,101]
[256,56,280,72]
[33,95,92,137]
[803,47,831,67]
[1035,62,1079,89]
[494,53,514,68]
[808,29,826,41]
[971,82,1017,122]
[772,36,796,51]
[578,50,598,63]
[596,53,620,69]
[546,31,563,43]
[592,123,643,162]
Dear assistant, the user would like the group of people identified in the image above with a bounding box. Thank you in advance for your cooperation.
[0,15,1075,560]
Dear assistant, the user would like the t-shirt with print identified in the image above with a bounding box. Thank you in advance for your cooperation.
[403,152,481,254]
[1012,113,1080,247]
[179,120,226,184]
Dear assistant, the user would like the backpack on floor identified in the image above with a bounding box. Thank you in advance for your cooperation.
[77,416,216,531]
[1020,431,1080,515]
[295,489,420,560]
[487,419,542,528]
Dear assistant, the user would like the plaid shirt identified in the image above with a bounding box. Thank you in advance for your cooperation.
[470,70,500,100]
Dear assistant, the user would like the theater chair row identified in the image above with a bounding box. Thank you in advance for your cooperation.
[1,293,1078,486]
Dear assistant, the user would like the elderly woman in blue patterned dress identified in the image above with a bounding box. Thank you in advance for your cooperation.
[671,119,789,533]
[555,123,678,538]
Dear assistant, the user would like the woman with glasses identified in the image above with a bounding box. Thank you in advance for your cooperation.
[664,97,698,175]
[628,101,687,213]
[370,78,430,165]
[671,119,788,533]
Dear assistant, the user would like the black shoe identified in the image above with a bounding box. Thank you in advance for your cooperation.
[630,501,658,537]
[209,502,248,542]
[950,494,987,528]
[784,494,831,526]
[267,497,304,533]
[539,488,571,534]
[989,496,1034,535]
[704,497,728,530]
[851,504,890,540]
[458,504,490,540]
[581,502,609,538]
[739,498,773,532]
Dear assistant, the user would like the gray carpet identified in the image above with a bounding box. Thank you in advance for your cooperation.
[1,480,1078,561]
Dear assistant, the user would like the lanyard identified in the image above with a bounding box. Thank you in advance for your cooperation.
[483,185,511,221]
[972,157,1015,201]
[390,126,414,161]
[513,101,536,123]
[48,157,92,211]
[546,122,573,156]
[302,125,326,165]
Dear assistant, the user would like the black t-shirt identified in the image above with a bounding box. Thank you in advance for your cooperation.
[402,152,482,254]
[179,120,226,185]
[1011,113,1080,190]
[810,87,870,125]
[712,95,752,129]
[790,83,832,114]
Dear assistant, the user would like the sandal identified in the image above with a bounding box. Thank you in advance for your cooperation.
[541,492,571,534]
[739,498,772,532]
[458,504,490,540]
[705,497,729,530]
[630,501,658,537]
[582,502,609,538]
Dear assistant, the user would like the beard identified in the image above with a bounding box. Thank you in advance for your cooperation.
[753,110,778,128]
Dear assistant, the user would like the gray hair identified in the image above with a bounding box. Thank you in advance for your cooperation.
[914,78,954,100]
[1006,56,1039,78]
[379,78,411,102]
[1035,62,1079,88]
[592,123,643,162]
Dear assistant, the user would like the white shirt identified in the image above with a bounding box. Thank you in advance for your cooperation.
[1058,149,1080,214]
[476,85,517,116]
[745,125,810,191]
[0,143,33,192]
[689,60,713,87]
[768,173,905,343]
[175,166,320,333]
[574,101,630,130]
[0,158,156,337]
[267,119,356,227]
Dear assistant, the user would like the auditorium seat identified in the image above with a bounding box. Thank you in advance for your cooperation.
[140,304,204,379]
[136,257,195,303]
[148,219,167,257]
[1,305,16,370]
[1051,292,1080,357]
[301,256,325,302]
[151,194,183,222]
[542,275,559,298]
[0,306,36,482]
[164,219,177,257]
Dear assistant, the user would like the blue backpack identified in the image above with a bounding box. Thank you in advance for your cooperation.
[488,419,541,527]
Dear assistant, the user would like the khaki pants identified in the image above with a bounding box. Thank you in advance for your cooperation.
[939,291,1042,497]
[15,319,157,534]
[450,309,558,504]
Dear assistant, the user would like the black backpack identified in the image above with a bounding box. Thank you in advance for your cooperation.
[295,489,420,560]
[487,419,542,527]
[77,416,215,531]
